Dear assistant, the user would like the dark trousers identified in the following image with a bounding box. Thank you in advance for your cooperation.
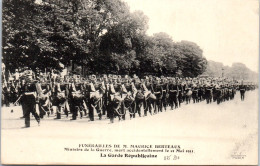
[21,95,40,127]
[135,99,143,117]
[240,90,245,101]
[169,93,178,109]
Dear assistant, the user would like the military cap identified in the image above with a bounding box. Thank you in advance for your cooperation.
[103,74,107,79]
[113,75,118,80]
[134,74,139,79]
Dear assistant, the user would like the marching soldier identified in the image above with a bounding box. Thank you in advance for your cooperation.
[134,77,144,117]
[169,78,179,110]
[19,80,40,128]
[153,78,163,113]
[177,78,184,107]
[239,81,246,101]
[161,78,169,111]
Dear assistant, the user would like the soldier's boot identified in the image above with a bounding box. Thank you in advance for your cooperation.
[83,109,87,116]
[110,118,114,123]
[65,109,69,118]
[109,112,114,123]
[144,110,147,116]
[80,111,83,119]
[102,109,106,115]
[55,112,61,119]
[70,114,77,120]
[25,117,30,128]
[89,116,94,121]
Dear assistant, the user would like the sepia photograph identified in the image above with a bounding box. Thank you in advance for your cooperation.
[1,0,259,165]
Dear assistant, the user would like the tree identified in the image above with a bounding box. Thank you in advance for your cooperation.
[96,10,148,74]
[175,41,207,77]
[2,0,85,72]
[2,0,208,78]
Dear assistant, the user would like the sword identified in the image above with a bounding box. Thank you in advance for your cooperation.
[14,95,22,106]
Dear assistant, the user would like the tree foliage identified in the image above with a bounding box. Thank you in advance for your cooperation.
[2,0,207,77]
[203,61,258,82]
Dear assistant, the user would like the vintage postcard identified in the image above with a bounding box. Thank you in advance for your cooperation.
[1,0,258,165]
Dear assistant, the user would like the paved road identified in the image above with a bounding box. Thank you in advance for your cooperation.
[1,90,258,165]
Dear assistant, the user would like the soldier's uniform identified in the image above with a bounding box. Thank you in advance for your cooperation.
[103,79,110,118]
[20,82,40,127]
[134,80,144,117]
[169,80,179,110]
[191,84,199,103]
[144,80,154,116]
[177,80,184,107]
[69,82,84,120]
[124,80,137,118]
[239,83,246,101]
[161,79,169,111]
[153,79,163,113]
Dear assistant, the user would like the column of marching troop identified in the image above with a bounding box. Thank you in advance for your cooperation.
[2,74,257,127]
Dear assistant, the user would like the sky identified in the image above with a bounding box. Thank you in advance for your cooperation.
[123,0,259,72]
